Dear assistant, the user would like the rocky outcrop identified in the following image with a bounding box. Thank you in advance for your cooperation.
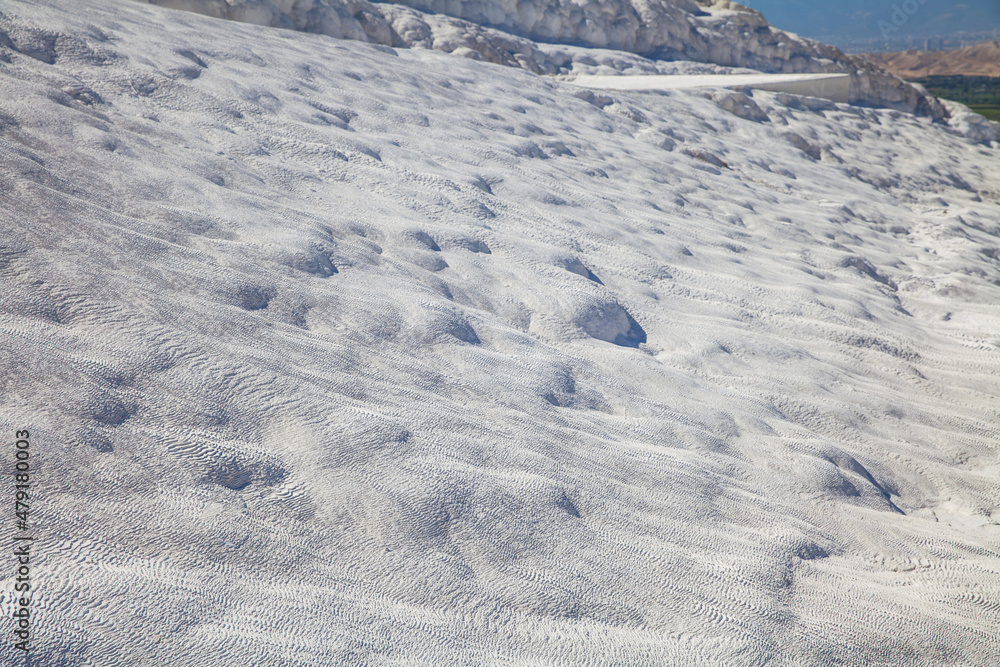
[940,100,1000,144]
[143,0,563,71]
[138,0,946,119]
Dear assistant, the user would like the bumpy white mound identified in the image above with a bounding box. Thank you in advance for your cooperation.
[137,0,945,117]
[1,0,999,665]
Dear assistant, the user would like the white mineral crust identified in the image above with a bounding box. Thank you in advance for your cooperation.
[0,0,998,665]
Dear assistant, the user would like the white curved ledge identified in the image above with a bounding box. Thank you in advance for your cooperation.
[566,73,853,103]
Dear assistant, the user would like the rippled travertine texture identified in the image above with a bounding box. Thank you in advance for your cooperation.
[1,0,999,665]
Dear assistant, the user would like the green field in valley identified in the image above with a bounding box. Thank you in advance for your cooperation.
[968,105,1000,121]
[911,75,1000,121]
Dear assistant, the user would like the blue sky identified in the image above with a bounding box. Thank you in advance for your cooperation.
[738,0,1000,44]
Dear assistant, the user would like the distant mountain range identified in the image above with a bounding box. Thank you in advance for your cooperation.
[740,0,1000,48]
[864,41,1000,78]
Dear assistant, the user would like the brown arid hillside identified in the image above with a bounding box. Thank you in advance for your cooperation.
[864,41,1000,78]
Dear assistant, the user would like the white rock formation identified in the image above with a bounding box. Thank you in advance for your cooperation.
[2,0,998,665]
[137,0,946,118]
[940,99,1000,145]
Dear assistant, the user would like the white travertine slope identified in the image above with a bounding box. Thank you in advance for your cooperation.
[137,0,945,118]
[1,0,999,665]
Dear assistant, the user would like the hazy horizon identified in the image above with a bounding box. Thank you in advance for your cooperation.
[739,0,1000,52]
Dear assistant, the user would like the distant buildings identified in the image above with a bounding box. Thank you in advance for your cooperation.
[833,30,1000,54]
